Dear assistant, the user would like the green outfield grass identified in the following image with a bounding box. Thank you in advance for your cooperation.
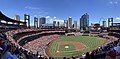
[49,36,105,58]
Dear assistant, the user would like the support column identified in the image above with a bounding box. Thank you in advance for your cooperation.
[111,18,113,26]
[24,14,30,28]
[108,18,110,27]
[34,17,38,29]
[28,15,30,28]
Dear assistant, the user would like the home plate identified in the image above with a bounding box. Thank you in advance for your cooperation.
[65,46,69,49]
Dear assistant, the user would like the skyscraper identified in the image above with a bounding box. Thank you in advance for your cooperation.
[64,20,68,28]
[53,21,56,28]
[14,14,20,21]
[74,21,77,29]
[80,13,89,30]
[39,17,46,27]
[68,17,72,29]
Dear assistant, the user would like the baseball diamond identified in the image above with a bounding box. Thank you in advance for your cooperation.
[46,36,106,58]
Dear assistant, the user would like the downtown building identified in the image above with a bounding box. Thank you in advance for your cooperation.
[53,21,56,28]
[64,20,68,28]
[80,13,89,31]
[68,17,72,29]
[14,14,20,21]
[74,21,77,29]
[39,17,46,28]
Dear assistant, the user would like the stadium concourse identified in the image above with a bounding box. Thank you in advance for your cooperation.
[0,28,120,59]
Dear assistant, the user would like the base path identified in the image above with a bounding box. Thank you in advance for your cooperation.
[45,41,86,57]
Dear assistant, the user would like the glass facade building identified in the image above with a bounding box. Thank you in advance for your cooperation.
[80,13,89,30]
[39,17,46,27]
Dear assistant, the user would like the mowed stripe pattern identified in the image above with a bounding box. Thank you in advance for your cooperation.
[49,36,105,57]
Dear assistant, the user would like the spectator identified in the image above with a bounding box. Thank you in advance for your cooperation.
[90,50,95,59]
[1,45,13,59]
[0,39,2,46]
[106,49,116,59]
[0,39,3,58]
[19,47,26,59]
[84,52,90,59]
[63,57,66,59]
[114,43,120,53]
[1,42,7,51]
[114,43,120,59]
[72,56,75,59]
[12,48,20,59]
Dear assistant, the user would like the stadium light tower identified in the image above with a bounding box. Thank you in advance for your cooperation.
[99,18,104,26]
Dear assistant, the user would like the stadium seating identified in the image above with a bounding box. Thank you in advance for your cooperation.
[0,28,120,59]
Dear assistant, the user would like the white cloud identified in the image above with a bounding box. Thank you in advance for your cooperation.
[115,1,118,4]
[46,16,64,24]
[54,19,64,23]
[115,17,120,20]
[109,1,119,5]
[25,6,39,10]
[53,16,56,19]
[109,1,113,4]
[34,15,37,17]
[24,6,50,17]
[46,16,50,19]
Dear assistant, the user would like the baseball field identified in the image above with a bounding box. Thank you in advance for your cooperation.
[48,36,106,58]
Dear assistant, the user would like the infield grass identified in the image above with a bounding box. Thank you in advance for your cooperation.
[49,36,105,58]
[59,44,76,51]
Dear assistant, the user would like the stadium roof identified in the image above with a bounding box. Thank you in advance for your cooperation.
[0,11,26,23]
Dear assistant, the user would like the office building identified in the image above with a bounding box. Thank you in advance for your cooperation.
[68,17,72,29]
[53,21,56,28]
[39,17,46,27]
[64,20,68,28]
[14,14,20,21]
[74,21,77,29]
[80,13,89,30]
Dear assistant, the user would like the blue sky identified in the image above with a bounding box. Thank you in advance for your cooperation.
[0,0,120,26]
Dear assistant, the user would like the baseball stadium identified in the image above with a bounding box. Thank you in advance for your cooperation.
[0,10,120,59]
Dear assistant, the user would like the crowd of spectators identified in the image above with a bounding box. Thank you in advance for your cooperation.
[0,31,50,59]
[0,28,65,59]
[16,31,64,43]
[23,34,61,55]
[76,33,120,59]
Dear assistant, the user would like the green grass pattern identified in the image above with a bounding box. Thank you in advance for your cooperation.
[49,36,105,58]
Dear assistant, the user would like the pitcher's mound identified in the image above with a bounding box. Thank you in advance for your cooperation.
[65,46,69,49]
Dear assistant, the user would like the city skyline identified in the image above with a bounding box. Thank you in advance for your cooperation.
[0,0,120,26]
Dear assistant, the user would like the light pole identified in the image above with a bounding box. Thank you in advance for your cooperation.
[99,18,104,26]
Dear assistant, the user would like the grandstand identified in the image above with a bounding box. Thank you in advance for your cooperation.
[0,11,26,32]
[0,11,120,59]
